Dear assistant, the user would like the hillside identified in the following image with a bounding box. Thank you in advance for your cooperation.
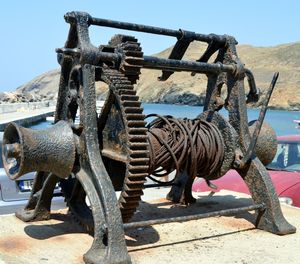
[136,41,300,109]
[3,41,300,110]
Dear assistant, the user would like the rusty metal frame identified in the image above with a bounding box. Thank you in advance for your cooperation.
[1,11,296,264]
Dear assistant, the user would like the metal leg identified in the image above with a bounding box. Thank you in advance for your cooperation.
[166,170,196,205]
[238,158,296,235]
[72,167,128,264]
[79,64,131,264]
[15,172,58,222]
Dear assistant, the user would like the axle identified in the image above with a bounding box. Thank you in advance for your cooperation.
[65,12,227,44]
[56,48,237,75]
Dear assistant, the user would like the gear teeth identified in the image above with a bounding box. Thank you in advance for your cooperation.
[128,165,149,172]
[128,127,148,134]
[124,107,144,114]
[122,193,143,199]
[118,89,137,95]
[122,43,142,51]
[69,206,94,234]
[121,64,142,73]
[120,95,139,101]
[127,120,146,127]
[129,157,149,165]
[102,66,149,223]
[124,52,143,58]
[119,199,140,207]
[123,184,144,192]
[129,150,149,159]
[108,34,143,85]
[125,113,146,120]
[129,142,149,150]
[109,35,138,45]
[129,136,148,143]
[122,100,141,108]
[57,43,147,232]
[60,177,95,233]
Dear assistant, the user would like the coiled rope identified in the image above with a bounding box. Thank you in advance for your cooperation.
[146,114,225,183]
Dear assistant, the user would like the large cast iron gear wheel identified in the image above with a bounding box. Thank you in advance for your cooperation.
[98,67,149,223]
[58,36,149,231]
[99,35,149,223]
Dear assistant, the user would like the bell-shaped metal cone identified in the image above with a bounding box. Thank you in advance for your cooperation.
[2,120,76,180]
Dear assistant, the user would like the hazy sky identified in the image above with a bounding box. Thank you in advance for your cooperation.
[0,0,299,92]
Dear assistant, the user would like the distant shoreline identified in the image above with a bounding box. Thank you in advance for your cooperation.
[141,101,300,112]
[0,100,299,112]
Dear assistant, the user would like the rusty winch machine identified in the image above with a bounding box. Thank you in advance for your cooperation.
[2,12,296,264]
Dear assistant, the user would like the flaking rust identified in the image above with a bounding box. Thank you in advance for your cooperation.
[2,11,296,264]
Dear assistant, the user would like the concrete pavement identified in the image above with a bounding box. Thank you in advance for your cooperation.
[0,107,55,131]
[0,190,299,264]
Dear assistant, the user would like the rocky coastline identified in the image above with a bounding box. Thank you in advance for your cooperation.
[2,88,300,111]
[0,91,56,104]
[1,41,299,111]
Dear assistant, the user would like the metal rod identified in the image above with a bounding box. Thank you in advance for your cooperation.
[241,72,279,165]
[143,183,175,189]
[57,47,236,74]
[143,56,236,74]
[56,47,121,65]
[89,17,227,44]
[124,204,265,230]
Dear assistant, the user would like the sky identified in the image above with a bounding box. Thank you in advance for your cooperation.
[0,0,299,92]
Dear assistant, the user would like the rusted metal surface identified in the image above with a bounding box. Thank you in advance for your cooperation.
[237,72,279,168]
[248,121,277,166]
[3,121,75,180]
[123,203,265,230]
[1,11,296,264]
[146,114,225,203]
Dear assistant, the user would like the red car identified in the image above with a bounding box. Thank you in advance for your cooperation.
[192,135,300,207]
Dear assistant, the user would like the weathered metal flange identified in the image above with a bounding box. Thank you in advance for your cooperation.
[248,120,277,166]
[198,111,238,180]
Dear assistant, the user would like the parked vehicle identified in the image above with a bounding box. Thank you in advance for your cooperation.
[0,131,65,215]
[192,135,300,207]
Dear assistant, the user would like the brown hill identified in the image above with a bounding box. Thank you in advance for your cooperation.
[10,41,300,110]
[136,41,300,110]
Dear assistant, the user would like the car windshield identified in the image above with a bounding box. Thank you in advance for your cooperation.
[267,141,300,172]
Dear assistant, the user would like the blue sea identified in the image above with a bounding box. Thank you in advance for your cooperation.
[35,103,300,136]
[143,103,300,136]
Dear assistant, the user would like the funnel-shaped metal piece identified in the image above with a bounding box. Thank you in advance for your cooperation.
[2,120,76,180]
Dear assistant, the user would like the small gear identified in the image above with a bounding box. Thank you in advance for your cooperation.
[108,34,144,84]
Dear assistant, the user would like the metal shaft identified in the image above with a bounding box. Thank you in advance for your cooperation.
[143,56,236,74]
[124,204,265,230]
[56,49,236,74]
[89,16,227,44]
[240,72,279,166]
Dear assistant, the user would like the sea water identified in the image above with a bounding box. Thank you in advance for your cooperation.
[37,103,300,136]
[143,103,300,136]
